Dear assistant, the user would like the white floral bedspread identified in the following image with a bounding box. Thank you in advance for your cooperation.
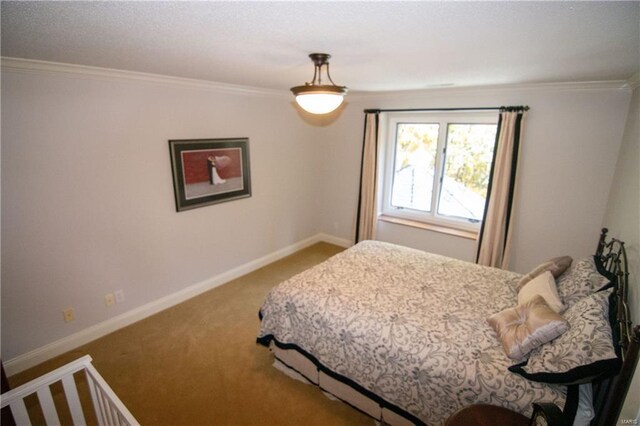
[257,241,566,425]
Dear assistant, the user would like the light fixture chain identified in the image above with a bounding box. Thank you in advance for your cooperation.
[325,63,337,86]
[310,64,319,86]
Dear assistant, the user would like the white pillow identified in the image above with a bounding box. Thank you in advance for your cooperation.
[517,271,565,313]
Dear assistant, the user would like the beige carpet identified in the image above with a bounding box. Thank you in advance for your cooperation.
[9,243,373,426]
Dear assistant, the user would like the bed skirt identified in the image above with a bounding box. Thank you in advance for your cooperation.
[261,337,424,426]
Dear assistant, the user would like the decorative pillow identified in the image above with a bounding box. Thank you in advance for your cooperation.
[509,288,621,384]
[517,271,565,313]
[516,256,573,291]
[487,295,569,360]
[556,257,612,308]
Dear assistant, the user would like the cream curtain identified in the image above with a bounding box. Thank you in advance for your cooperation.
[476,108,527,268]
[355,112,379,242]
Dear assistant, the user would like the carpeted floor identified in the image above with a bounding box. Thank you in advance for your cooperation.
[9,242,373,426]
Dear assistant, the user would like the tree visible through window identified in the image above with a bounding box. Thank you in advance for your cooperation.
[438,124,496,221]
[391,123,438,212]
[384,113,497,230]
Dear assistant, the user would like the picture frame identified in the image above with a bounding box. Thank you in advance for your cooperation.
[169,138,251,212]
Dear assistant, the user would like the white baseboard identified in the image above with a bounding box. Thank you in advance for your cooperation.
[4,233,352,376]
[316,233,352,248]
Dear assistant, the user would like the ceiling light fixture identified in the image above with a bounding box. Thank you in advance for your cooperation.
[291,53,348,114]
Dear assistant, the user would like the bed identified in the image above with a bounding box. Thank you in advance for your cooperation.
[257,229,638,425]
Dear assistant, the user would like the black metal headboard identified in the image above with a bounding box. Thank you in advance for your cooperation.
[595,228,633,356]
[591,228,639,426]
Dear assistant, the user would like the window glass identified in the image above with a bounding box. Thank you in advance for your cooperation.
[437,124,497,221]
[390,123,439,212]
[382,112,498,232]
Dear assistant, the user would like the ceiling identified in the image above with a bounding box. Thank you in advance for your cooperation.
[2,1,639,93]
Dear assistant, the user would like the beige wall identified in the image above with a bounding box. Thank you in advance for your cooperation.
[0,68,325,360]
[319,85,631,273]
[604,86,640,422]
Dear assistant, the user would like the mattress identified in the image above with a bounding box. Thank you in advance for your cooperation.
[257,240,567,425]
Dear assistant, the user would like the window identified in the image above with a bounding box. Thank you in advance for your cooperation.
[381,112,498,233]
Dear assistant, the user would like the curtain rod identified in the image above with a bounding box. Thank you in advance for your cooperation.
[363,106,529,113]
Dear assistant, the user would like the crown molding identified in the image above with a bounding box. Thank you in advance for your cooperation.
[628,73,640,90]
[349,79,632,100]
[3,57,634,98]
[1,57,289,98]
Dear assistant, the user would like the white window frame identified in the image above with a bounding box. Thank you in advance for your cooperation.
[380,111,498,233]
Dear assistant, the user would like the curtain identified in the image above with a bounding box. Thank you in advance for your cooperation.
[355,112,379,243]
[476,107,527,268]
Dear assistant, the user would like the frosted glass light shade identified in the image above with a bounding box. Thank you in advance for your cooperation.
[295,93,344,114]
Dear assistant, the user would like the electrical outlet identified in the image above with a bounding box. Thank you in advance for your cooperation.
[63,308,75,323]
[104,293,115,307]
[114,289,124,304]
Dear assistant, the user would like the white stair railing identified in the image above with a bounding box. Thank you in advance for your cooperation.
[1,355,139,426]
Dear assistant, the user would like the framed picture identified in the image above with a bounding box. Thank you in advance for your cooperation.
[169,138,251,212]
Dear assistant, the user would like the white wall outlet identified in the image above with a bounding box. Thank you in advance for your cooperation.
[104,293,115,307]
[63,308,75,323]
[114,289,124,304]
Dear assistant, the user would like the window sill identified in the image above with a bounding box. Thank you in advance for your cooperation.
[378,214,478,240]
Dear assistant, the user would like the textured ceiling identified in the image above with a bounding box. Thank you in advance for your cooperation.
[1,1,639,92]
